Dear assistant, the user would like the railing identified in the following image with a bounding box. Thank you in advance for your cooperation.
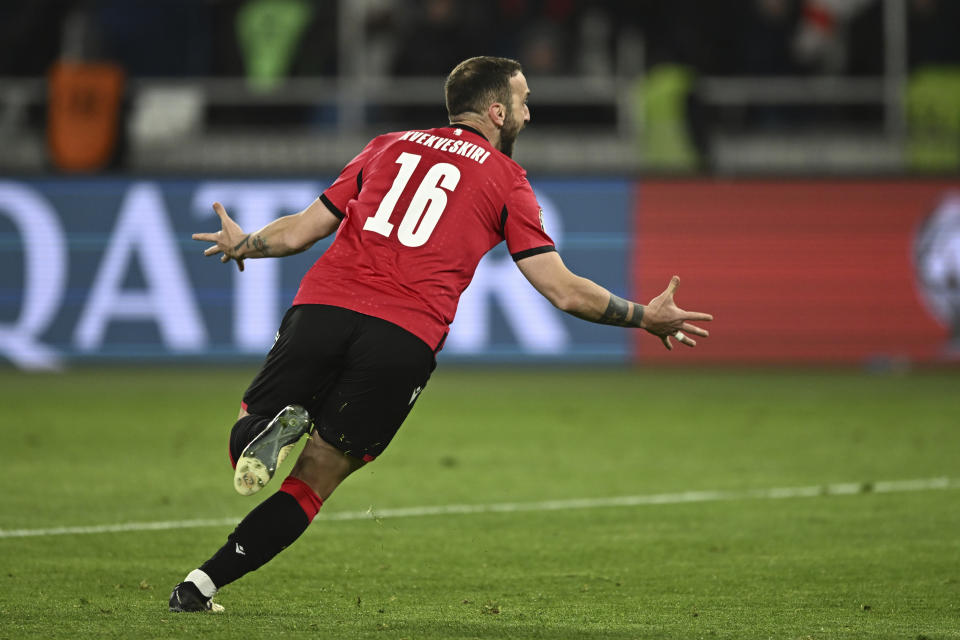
[0,0,930,174]
[0,72,911,173]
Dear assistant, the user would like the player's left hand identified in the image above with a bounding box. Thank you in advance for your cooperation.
[192,202,248,272]
[642,276,713,350]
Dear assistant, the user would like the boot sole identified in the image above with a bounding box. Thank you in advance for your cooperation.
[233,406,310,496]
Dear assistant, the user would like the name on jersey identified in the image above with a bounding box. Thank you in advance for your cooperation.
[398,130,491,164]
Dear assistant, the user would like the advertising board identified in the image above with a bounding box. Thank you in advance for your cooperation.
[633,180,960,364]
[0,178,632,369]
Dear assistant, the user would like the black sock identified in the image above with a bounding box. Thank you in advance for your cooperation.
[229,414,269,466]
[199,490,311,589]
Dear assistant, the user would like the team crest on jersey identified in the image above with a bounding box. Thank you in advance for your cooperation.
[538,208,545,232]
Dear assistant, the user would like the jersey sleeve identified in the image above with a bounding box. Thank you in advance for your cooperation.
[503,175,556,261]
[320,137,381,219]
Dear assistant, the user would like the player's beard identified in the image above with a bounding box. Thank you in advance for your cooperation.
[499,108,524,158]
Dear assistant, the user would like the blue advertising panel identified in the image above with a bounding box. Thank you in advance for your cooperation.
[0,178,631,370]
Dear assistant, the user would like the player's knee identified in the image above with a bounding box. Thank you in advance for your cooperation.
[289,432,362,499]
[297,433,357,473]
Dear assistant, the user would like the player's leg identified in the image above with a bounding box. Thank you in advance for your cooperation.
[194,302,437,593]
[170,305,360,612]
[192,313,436,593]
[226,305,358,493]
[309,313,437,465]
[170,312,434,611]
[287,430,364,499]
[173,435,364,608]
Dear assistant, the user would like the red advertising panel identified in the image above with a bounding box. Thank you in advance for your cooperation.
[633,180,960,364]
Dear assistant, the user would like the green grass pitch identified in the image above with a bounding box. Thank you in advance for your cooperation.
[1,366,958,639]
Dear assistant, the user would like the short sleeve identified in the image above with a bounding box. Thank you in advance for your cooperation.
[503,176,556,261]
[320,137,380,219]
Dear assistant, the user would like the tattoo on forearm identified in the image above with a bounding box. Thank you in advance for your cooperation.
[232,233,270,257]
[252,235,270,256]
[601,296,630,324]
[599,295,644,327]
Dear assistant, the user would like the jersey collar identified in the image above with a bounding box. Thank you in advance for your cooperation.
[445,124,489,143]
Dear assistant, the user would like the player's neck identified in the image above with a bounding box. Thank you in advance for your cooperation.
[449,117,499,150]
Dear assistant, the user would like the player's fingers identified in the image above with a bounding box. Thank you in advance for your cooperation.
[213,202,229,223]
[236,258,245,272]
[681,322,709,337]
[204,244,223,256]
[193,232,216,242]
[682,311,713,322]
[671,330,697,347]
[665,275,680,296]
[661,335,673,350]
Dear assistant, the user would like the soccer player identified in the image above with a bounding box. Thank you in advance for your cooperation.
[170,56,712,612]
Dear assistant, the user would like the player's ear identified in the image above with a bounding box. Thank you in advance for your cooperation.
[488,102,506,127]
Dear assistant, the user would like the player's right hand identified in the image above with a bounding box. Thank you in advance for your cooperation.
[192,202,247,272]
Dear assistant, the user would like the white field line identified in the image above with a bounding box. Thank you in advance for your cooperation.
[1,476,956,540]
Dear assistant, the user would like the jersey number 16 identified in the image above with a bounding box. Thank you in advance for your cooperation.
[362,152,461,247]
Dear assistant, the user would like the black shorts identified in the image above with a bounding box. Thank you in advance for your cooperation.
[241,304,436,461]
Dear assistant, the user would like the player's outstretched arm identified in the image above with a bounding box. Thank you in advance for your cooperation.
[192,199,341,271]
[516,251,712,350]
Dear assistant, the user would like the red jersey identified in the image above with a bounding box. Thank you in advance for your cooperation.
[293,125,555,351]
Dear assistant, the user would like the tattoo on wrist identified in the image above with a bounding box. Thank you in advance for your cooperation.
[632,303,644,327]
[233,234,251,253]
[600,295,644,327]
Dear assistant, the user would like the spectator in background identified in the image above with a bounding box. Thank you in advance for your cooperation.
[0,0,80,76]
[516,20,568,75]
[909,0,960,68]
[742,0,803,75]
[391,0,485,76]
[495,0,578,75]
[792,0,878,74]
[95,0,215,77]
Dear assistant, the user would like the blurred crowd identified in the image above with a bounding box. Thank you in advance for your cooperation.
[2,0,958,174]
[2,0,959,80]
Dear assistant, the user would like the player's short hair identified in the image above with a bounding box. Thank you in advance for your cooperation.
[445,56,523,119]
